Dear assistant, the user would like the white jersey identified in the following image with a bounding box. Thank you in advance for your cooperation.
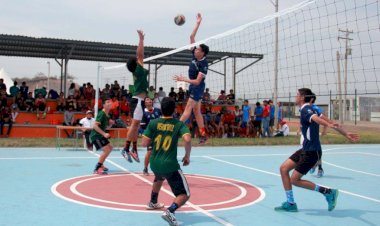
[79,117,95,128]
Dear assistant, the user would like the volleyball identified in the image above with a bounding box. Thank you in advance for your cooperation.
[174,14,186,26]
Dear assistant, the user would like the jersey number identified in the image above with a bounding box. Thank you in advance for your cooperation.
[154,134,172,152]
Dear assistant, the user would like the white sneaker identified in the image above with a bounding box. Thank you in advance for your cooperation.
[146,202,164,210]
[161,210,179,226]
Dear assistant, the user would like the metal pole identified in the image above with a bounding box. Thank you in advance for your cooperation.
[95,63,101,118]
[47,61,50,91]
[329,90,332,120]
[337,51,343,124]
[354,88,357,125]
[233,57,236,94]
[273,0,279,128]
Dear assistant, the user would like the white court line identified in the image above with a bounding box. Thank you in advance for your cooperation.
[322,161,380,177]
[88,151,234,226]
[204,156,380,204]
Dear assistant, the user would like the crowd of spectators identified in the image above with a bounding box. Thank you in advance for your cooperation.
[0,79,287,139]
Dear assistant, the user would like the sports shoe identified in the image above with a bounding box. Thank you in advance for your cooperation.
[199,135,208,144]
[325,189,339,211]
[93,168,107,175]
[317,169,324,178]
[130,150,140,162]
[274,201,298,212]
[146,201,164,210]
[143,168,149,176]
[161,210,179,226]
[121,148,133,163]
[309,167,316,174]
[102,166,109,172]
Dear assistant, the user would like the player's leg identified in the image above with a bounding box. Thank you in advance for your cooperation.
[317,150,324,177]
[147,175,165,210]
[162,170,190,226]
[93,138,113,174]
[180,99,196,123]
[143,146,152,176]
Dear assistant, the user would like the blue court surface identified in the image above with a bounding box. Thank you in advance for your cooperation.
[1,144,379,226]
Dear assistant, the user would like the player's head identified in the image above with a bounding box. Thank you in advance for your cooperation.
[195,44,209,59]
[310,92,316,104]
[297,88,313,104]
[144,97,153,109]
[160,97,176,116]
[199,44,209,56]
[126,56,137,73]
[103,97,112,110]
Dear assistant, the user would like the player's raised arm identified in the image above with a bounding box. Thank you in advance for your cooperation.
[136,30,145,65]
[190,13,202,44]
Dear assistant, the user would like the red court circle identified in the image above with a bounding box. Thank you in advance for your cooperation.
[51,173,265,212]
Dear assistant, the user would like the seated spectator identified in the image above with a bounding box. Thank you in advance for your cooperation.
[77,94,89,112]
[0,106,13,137]
[147,86,155,99]
[11,105,18,123]
[222,110,235,138]
[112,80,121,97]
[110,95,120,120]
[79,110,95,150]
[24,92,35,112]
[217,90,227,104]
[35,93,47,119]
[66,95,77,110]
[68,83,76,97]
[203,88,211,103]
[227,89,235,104]
[63,106,77,138]
[35,87,47,98]
[20,81,28,99]
[274,120,289,137]
[48,89,59,99]
[0,78,7,93]
[0,91,8,108]
[56,92,66,112]
[84,83,94,100]
[13,91,26,111]
[157,87,166,98]
[120,95,130,116]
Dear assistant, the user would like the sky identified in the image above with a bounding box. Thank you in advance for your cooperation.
[0,0,303,85]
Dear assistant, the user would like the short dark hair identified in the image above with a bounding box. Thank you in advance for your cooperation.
[126,57,137,72]
[161,97,176,116]
[298,88,313,103]
[310,92,316,103]
[199,44,209,56]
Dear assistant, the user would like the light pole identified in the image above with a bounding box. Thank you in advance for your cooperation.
[270,0,279,127]
[47,61,50,91]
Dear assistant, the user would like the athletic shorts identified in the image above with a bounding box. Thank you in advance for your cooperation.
[154,170,190,197]
[188,85,205,102]
[92,136,110,150]
[269,118,274,127]
[130,96,145,120]
[289,149,319,175]
[253,120,261,129]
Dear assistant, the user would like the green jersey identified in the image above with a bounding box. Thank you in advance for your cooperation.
[143,117,190,174]
[132,63,149,96]
[90,110,109,142]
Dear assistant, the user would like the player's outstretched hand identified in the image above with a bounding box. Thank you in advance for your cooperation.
[137,30,145,40]
[346,132,360,142]
[173,75,185,82]
[104,133,111,139]
[182,156,190,166]
[196,13,202,24]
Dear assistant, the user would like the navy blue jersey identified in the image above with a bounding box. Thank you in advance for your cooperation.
[312,104,323,116]
[141,108,162,129]
[188,47,208,97]
[300,104,321,152]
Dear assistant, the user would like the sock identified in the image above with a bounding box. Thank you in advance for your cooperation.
[150,191,158,204]
[318,164,323,170]
[315,185,331,194]
[168,202,179,213]
[124,141,131,151]
[285,190,295,204]
[133,141,137,151]
[199,127,206,136]
[95,162,103,170]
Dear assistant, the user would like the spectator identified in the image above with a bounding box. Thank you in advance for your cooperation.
[101,84,111,101]
[79,83,86,96]
[35,87,47,98]
[79,110,95,150]
[9,81,19,97]
[222,109,235,137]
[20,81,29,99]
[120,95,130,116]
[253,102,263,137]
[11,104,19,123]
[48,89,59,99]
[110,95,120,120]
[269,100,275,134]
[0,106,12,137]
[63,106,77,138]
[217,90,227,104]
[13,91,26,111]
[202,88,211,103]
[274,120,289,137]
[233,105,242,137]
[227,89,235,104]
[177,87,185,103]
[84,83,94,100]
[242,100,252,137]
[262,100,271,137]
[153,93,161,109]
[66,95,77,110]
[168,87,177,101]
[147,86,155,99]
[35,93,47,119]
[0,78,6,93]
[277,101,284,131]
[25,92,35,112]
[157,87,166,98]
[77,94,89,112]
[112,80,121,97]
[0,91,7,108]
[68,83,76,97]
[56,92,66,112]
